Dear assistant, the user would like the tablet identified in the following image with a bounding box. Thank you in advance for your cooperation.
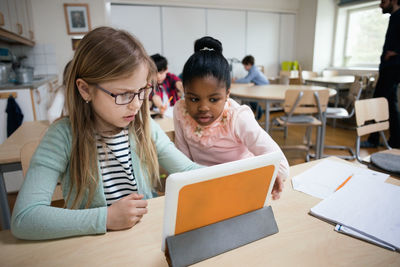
[161,151,282,251]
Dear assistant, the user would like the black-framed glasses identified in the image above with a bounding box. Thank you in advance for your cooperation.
[95,83,153,105]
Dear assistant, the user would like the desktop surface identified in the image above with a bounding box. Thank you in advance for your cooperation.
[0,157,399,266]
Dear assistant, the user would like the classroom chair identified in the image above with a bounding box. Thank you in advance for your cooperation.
[354,97,400,175]
[21,141,63,202]
[272,89,330,160]
[321,79,363,160]
[322,70,339,77]
[301,70,318,80]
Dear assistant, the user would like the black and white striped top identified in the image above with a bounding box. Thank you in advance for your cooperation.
[97,130,137,206]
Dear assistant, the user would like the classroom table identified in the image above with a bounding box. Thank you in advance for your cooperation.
[0,157,398,266]
[304,75,355,108]
[0,117,174,230]
[230,84,336,159]
[0,121,49,230]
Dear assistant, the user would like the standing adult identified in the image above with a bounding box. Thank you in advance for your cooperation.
[362,0,400,148]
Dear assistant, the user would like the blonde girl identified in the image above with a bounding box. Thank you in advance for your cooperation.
[11,27,200,240]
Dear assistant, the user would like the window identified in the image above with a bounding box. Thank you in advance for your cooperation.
[334,2,389,68]
[344,5,389,66]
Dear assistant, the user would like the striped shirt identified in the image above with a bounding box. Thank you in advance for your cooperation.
[97,130,137,206]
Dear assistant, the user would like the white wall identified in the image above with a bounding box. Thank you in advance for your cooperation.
[29,0,302,79]
[312,0,336,72]
[295,0,318,71]
[113,0,300,12]
[30,0,107,80]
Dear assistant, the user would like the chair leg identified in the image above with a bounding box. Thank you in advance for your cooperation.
[379,131,392,150]
[315,126,322,159]
[355,136,368,164]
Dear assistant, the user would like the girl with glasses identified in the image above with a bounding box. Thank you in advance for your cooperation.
[11,27,200,240]
[174,36,289,200]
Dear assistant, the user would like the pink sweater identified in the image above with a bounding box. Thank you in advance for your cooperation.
[173,98,289,181]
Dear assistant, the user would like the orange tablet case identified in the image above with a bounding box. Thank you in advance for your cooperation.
[162,151,281,252]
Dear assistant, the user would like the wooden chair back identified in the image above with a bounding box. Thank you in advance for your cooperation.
[355,97,389,137]
[301,70,318,80]
[283,89,330,115]
[322,70,339,77]
[20,141,63,201]
[343,79,363,112]
[21,141,39,177]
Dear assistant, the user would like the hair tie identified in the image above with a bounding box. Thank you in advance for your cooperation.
[201,47,214,51]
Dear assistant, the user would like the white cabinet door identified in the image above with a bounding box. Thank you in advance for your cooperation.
[0,89,35,144]
[206,9,246,61]
[15,0,29,39]
[110,5,162,56]
[279,14,296,64]
[161,7,206,75]
[25,0,34,40]
[0,0,12,32]
[7,0,19,34]
[247,11,280,77]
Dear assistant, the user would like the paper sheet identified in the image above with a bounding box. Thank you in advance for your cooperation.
[291,159,388,199]
[310,176,400,250]
[335,224,396,251]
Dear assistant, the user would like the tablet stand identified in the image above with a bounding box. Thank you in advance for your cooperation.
[165,206,278,267]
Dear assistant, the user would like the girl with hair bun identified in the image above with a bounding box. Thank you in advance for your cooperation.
[173,36,289,200]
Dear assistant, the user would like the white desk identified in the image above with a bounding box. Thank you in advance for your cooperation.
[305,75,355,107]
[230,84,336,131]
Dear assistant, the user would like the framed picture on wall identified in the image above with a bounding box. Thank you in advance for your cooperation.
[64,3,91,35]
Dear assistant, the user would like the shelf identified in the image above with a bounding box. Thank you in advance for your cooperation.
[0,28,35,47]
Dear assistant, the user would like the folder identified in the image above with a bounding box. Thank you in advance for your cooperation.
[310,176,400,251]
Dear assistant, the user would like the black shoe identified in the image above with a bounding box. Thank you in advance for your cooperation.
[360,140,378,148]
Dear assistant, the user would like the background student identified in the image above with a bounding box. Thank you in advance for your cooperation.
[232,55,269,119]
[233,55,270,85]
[173,36,289,200]
[150,53,184,117]
[11,27,200,240]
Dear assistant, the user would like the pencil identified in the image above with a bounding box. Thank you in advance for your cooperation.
[168,96,173,103]
[335,174,353,192]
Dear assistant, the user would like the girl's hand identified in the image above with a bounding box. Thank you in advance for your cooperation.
[271,176,284,200]
[106,193,148,230]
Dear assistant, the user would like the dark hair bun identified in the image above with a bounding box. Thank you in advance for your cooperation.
[194,36,223,54]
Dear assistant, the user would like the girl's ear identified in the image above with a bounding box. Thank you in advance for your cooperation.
[76,78,92,102]
[226,89,231,100]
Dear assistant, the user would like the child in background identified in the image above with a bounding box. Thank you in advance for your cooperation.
[150,54,184,117]
[174,37,289,200]
[11,27,200,240]
[233,55,269,120]
[233,55,269,85]
[47,60,71,123]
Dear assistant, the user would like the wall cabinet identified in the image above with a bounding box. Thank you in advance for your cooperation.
[0,0,35,46]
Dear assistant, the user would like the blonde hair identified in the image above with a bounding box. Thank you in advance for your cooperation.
[65,27,159,209]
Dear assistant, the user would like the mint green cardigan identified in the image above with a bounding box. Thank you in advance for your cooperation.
[11,118,200,240]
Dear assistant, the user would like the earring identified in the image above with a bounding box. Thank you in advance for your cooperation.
[85,100,89,104]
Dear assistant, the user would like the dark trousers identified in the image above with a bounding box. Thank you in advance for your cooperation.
[368,67,400,148]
